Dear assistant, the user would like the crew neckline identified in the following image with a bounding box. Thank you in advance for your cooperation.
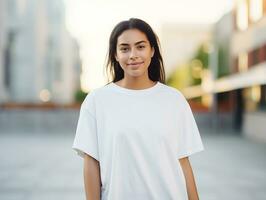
[110,81,161,94]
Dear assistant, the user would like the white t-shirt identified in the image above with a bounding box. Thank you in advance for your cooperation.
[72,81,204,200]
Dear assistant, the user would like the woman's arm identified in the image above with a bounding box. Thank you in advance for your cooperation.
[83,154,101,200]
[179,157,199,200]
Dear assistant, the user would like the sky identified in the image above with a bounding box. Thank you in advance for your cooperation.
[64,0,235,91]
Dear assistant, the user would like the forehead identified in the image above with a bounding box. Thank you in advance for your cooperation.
[117,29,149,45]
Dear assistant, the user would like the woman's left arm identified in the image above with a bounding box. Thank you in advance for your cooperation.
[179,157,199,200]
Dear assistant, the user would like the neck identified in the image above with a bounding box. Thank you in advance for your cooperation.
[116,76,156,90]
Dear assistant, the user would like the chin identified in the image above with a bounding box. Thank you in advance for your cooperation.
[128,71,145,78]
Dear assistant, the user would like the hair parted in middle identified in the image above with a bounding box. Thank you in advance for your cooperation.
[105,18,165,83]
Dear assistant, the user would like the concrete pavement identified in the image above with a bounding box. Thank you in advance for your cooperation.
[0,122,265,199]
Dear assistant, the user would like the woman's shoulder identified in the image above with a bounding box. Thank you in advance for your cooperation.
[159,83,186,101]
[83,82,113,101]
[160,84,192,113]
[80,83,112,112]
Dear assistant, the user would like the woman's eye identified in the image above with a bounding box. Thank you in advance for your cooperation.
[138,45,145,49]
[120,47,129,52]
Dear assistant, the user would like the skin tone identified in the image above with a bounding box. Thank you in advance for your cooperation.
[84,154,101,200]
[179,157,200,200]
[83,28,200,200]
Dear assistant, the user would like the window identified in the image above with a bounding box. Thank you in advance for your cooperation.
[236,0,249,30]
[238,52,248,72]
[249,0,263,22]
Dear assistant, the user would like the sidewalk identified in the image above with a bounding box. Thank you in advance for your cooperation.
[0,128,265,200]
[193,128,266,200]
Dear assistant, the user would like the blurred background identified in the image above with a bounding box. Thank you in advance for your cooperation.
[0,0,266,199]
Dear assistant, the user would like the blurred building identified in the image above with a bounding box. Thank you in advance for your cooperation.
[209,11,235,129]
[230,0,266,140]
[44,0,81,104]
[191,0,266,141]
[0,0,8,103]
[0,0,81,104]
[209,0,266,141]
[167,1,266,141]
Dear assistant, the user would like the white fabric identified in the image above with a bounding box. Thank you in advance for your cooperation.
[72,82,204,200]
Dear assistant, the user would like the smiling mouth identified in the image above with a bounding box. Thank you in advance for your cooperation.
[127,62,144,66]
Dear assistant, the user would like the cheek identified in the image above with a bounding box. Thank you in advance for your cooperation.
[116,56,127,69]
[116,53,126,62]
[119,56,131,68]
[144,53,152,63]
[117,57,126,66]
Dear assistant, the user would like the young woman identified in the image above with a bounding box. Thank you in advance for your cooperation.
[73,18,204,200]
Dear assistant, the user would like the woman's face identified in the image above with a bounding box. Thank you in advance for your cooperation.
[115,29,154,79]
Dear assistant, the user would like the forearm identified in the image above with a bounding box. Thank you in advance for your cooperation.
[179,157,199,200]
[83,154,101,200]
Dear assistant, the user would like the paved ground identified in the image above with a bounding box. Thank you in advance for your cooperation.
[192,128,266,200]
[0,127,266,200]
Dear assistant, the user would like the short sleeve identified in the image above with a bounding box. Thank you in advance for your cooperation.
[72,93,99,161]
[177,94,204,159]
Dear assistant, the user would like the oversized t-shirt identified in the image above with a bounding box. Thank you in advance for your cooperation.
[72,81,204,200]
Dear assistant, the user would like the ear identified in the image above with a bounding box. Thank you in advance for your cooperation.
[151,47,155,57]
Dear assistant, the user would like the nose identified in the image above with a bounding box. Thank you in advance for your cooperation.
[129,48,138,59]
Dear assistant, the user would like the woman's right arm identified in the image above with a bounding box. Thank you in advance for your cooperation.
[83,153,101,200]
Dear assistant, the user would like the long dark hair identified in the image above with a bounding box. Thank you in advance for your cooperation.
[105,18,165,83]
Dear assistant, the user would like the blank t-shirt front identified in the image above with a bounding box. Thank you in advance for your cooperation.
[72,81,204,200]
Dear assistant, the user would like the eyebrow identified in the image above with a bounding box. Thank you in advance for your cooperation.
[118,40,147,46]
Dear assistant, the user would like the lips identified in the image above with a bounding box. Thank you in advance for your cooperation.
[127,62,144,66]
